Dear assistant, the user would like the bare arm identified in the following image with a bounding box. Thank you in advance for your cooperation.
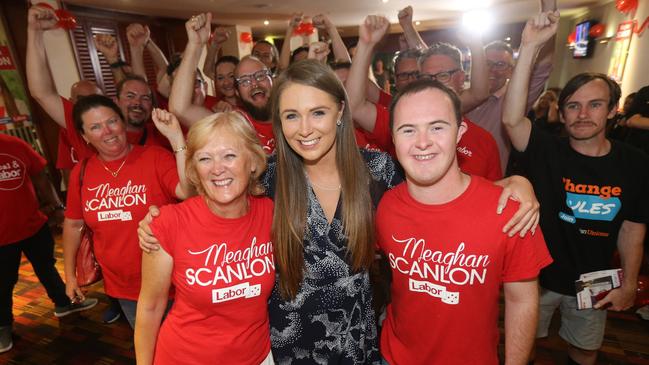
[169,13,213,128]
[594,220,645,311]
[135,247,173,365]
[151,108,194,199]
[202,27,229,81]
[62,218,85,301]
[94,34,127,84]
[504,279,539,365]
[31,169,65,225]
[126,24,151,80]
[313,14,350,63]
[502,11,559,152]
[398,6,428,50]
[146,37,171,85]
[346,16,389,132]
[278,13,303,71]
[458,31,489,114]
[626,114,649,130]
[536,0,558,66]
[26,5,65,128]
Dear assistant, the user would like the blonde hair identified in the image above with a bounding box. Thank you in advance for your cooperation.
[185,111,267,197]
[269,60,375,299]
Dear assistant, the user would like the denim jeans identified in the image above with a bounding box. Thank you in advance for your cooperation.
[118,298,173,329]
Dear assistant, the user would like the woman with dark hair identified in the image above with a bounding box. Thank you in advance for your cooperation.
[62,95,191,328]
[624,86,649,156]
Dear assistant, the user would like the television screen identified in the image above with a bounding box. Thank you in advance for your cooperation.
[574,21,591,58]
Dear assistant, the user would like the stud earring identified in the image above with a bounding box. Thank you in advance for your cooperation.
[336,119,342,126]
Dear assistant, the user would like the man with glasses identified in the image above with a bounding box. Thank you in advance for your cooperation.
[251,40,279,76]
[348,18,501,180]
[467,0,557,174]
[168,13,276,153]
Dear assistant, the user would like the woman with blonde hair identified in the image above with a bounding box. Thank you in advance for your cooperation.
[135,111,275,365]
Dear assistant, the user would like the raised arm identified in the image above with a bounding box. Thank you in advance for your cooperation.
[457,30,489,114]
[134,247,173,365]
[398,6,428,50]
[26,5,65,127]
[594,220,645,311]
[504,279,539,365]
[94,34,127,84]
[168,13,213,127]
[536,0,558,66]
[307,42,331,63]
[151,108,195,200]
[278,13,303,71]
[502,11,559,152]
[125,23,151,80]
[313,14,351,63]
[346,15,389,133]
[202,27,230,81]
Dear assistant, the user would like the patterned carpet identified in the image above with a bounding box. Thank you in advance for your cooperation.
[1,237,648,365]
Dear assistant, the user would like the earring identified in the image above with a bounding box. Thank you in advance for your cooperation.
[336,119,342,126]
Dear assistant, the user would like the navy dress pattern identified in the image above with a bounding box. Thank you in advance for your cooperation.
[261,150,401,365]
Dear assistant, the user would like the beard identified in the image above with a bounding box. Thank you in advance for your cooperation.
[241,99,271,121]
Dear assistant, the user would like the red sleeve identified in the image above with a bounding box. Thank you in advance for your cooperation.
[378,89,393,108]
[484,136,503,181]
[149,203,179,256]
[365,103,395,157]
[153,147,180,199]
[64,162,84,220]
[203,95,221,111]
[502,226,552,282]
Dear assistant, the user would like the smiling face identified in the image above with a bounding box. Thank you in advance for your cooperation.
[392,88,466,188]
[194,127,256,218]
[236,58,273,120]
[486,48,514,94]
[215,61,237,98]
[278,82,342,166]
[116,79,153,129]
[252,42,276,70]
[80,106,128,160]
[561,79,616,142]
[419,54,465,93]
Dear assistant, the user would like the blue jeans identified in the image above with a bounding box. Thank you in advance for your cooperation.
[117,298,173,329]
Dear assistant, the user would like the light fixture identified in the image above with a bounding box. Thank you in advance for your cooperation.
[462,9,493,35]
[415,21,421,26]
[382,0,389,3]
[263,20,269,26]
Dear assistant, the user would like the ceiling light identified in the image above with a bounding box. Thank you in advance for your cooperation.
[382,0,389,3]
[415,21,421,26]
[263,20,269,26]
[462,9,493,35]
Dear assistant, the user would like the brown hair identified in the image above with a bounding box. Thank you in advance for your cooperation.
[269,60,375,299]
[185,111,267,197]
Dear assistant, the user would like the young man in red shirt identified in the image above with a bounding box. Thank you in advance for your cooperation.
[375,78,552,364]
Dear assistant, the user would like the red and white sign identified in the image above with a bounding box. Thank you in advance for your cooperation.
[0,46,15,70]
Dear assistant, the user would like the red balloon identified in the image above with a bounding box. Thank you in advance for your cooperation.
[294,22,315,36]
[240,32,252,43]
[616,0,638,14]
[589,23,605,38]
[55,9,77,30]
[567,31,576,44]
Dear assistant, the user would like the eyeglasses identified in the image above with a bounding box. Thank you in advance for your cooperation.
[417,69,461,83]
[395,70,420,82]
[486,60,513,71]
[235,70,272,88]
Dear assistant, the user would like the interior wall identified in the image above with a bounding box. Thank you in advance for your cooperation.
[549,1,649,98]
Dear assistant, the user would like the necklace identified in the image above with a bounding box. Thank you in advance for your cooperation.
[100,146,130,177]
[307,176,341,191]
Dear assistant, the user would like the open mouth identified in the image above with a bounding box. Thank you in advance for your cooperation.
[103,136,119,144]
[251,89,266,100]
[212,178,233,187]
[413,153,435,161]
[300,138,320,146]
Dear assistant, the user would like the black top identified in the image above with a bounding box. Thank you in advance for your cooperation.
[261,150,402,364]
[517,126,649,295]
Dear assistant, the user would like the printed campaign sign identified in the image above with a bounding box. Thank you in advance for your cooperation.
[566,192,620,222]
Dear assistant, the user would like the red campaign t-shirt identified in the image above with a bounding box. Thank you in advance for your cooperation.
[65,145,179,300]
[150,195,275,365]
[56,128,78,169]
[376,176,552,365]
[61,96,172,154]
[236,109,275,154]
[378,89,393,108]
[362,103,396,156]
[0,134,48,245]
[457,117,503,181]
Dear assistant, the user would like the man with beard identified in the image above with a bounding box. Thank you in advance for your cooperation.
[168,13,276,153]
[26,5,169,156]
[502,12,648,365]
